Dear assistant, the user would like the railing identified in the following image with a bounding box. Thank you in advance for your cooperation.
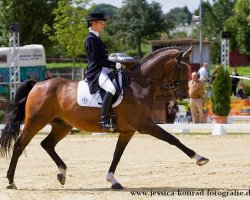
[230,75,250,81]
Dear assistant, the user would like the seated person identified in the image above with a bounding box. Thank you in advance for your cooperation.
[237,82,247,99]
[45,71,53,80]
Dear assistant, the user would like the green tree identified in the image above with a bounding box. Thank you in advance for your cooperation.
[0,1,8,46]
[194,0,235,64]
[0,0,59,49]
[44,0,89,80]
[90,4,126,54]
[224,0,250,55]
[116,0,168,58]
[0,0,13,46]
[166,6,192,26]
[212,65,231,116]
[93,3,119,18]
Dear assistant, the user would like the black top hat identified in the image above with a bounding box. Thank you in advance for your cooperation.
[87,12,107,22]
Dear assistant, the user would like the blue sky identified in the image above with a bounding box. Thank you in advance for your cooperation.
[90,0,214,14]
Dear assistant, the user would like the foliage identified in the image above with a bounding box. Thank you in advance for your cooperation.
[243,84,250,97]
[166,6,192,26]
[101,31,127,54]
[1,0,249,65]
[93,3,119,18]
[211,65,231,116]
[0,1,8,46]
[0,0,59,49]
[177,99,190,112]
[0,110,5,122]
[43,0,90,79]
[224,0,250,55]
[171,31,188,39]
[209,40,221,64]
[114,0,170,58]
[193,0,235,64]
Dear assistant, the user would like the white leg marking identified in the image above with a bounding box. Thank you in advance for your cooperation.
[193,153,202,161]
[59,168,66,177]
[106,172,119,184]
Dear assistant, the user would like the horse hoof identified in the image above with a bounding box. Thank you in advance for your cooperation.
[57,173,66,185]
[196,157,209,166]
[6,183,17,189]
[111,183,124,190]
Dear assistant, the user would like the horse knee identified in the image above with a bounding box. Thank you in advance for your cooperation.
[41,139,54,151]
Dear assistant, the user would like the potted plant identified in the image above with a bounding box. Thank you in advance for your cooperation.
[211,65,232,123]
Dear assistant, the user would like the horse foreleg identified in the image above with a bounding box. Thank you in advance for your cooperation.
[41,120,72,185]
[136,119,209,166]
[7,123,46,189]
[106,131,134,190]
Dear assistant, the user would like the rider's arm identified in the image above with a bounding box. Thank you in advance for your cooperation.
[85,38,116,69]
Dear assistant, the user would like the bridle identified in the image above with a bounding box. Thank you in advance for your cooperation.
[125,51,190,95]
[160,52,189,92]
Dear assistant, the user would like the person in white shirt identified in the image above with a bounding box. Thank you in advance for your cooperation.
[198,62,209,82]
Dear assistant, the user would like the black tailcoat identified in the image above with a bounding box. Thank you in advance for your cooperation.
[84,32,115,94]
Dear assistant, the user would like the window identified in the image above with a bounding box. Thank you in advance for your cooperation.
[0,54,7,63]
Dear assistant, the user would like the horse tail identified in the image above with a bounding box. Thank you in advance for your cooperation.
[0,79,37,156]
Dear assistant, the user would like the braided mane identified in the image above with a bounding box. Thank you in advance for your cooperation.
[129,46,181,71]
[140,46,181,64]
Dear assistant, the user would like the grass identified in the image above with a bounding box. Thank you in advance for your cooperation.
[46,62,87,69]
[232,67,250,76]
[46,62,250,77]
[210,65,250,76]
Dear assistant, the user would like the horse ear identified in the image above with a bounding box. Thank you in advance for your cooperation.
[182,46,193,59]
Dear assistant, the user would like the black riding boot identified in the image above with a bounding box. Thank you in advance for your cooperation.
[99,92,117,131]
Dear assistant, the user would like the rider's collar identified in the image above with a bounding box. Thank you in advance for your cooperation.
[89,27,99,37]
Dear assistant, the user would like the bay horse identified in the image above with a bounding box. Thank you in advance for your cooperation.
[0,47,209,190]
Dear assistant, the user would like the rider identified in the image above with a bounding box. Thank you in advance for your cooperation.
[84,12,120,130]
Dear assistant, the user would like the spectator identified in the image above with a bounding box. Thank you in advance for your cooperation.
[237,82,247,99]
[188,72,205,123]
[166,100,179,123]
[45,71,53,80]
[231,67,240,96]
[210,65,219,84]
[198,62,209,83]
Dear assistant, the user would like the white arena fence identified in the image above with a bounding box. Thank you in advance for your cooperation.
[230,75,250,81]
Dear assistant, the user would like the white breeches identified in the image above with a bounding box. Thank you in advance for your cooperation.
[98,67,116,95]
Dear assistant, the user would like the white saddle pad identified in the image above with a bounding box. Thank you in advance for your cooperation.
[77,71,123,108]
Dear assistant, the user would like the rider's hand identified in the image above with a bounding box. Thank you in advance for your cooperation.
[116,62,122,69]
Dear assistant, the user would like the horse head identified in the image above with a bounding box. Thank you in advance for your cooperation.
[159,47,192,100]
[128,47,192,101]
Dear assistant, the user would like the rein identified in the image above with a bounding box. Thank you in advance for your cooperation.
[125,52,189,93]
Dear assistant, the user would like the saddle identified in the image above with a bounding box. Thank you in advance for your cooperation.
[77,70,124,108]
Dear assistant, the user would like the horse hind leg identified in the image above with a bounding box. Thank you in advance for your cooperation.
[6,121,48,189]
[40,118,72,185]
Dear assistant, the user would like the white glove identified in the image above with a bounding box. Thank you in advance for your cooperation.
[116,62,122,69]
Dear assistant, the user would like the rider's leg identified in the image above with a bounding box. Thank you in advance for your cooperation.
[99,68,117,130]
